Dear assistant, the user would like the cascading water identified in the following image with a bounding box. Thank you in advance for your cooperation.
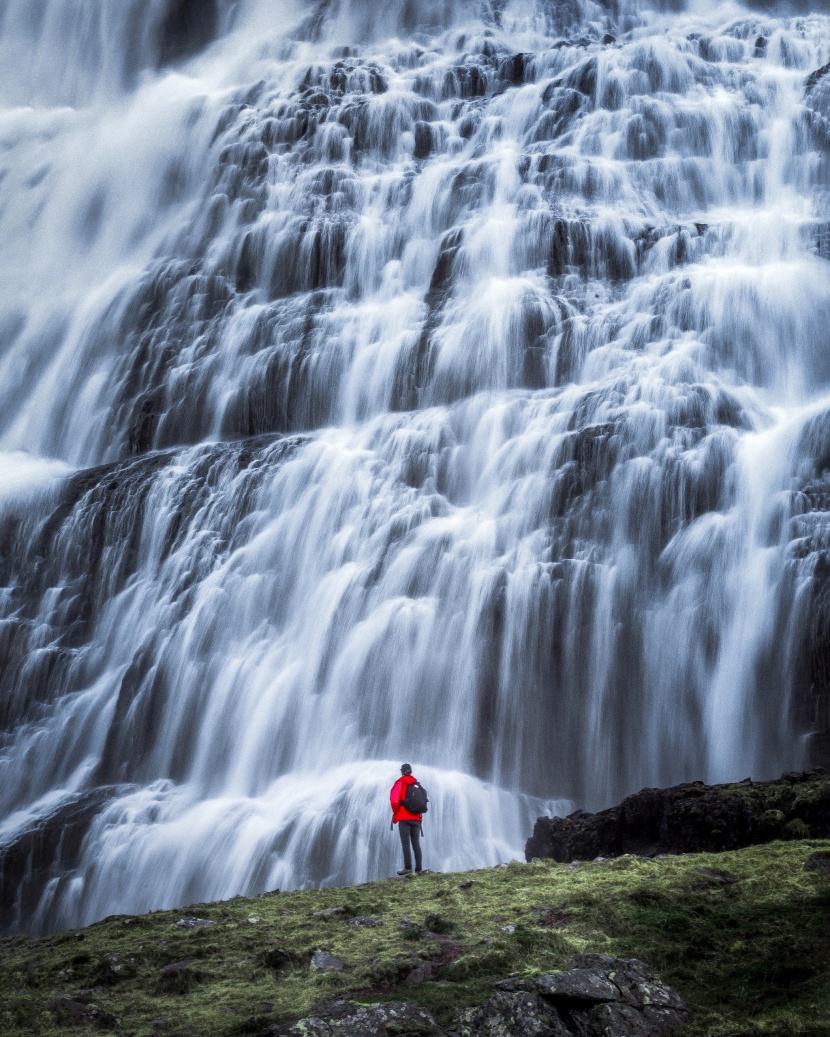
[1,0,829,934]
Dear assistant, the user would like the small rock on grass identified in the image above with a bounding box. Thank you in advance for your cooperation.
[258,1000,441,1036]
[160,959,193,979]
[804,851,830,873]
[175,916,215,930]
[347,915,379,927]
[405,961,437,984]
[310,950,344,971]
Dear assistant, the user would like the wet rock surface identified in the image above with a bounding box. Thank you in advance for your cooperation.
[526,770,830,862]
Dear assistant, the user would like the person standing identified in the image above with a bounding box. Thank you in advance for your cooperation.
[390,763,423,874]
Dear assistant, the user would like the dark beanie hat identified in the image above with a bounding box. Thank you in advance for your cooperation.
[401,763,412,775]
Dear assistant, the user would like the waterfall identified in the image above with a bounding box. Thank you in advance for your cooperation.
[1,0,829,934]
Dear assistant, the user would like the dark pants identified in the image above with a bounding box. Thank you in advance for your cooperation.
[398,820,422,871]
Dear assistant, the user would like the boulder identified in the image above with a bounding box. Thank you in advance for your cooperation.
[175,916,215,930]
[347,915,379,927]
[456,955,687,1037]
[261,1000,442,1037]
[526,770,830,862]
[310,950,345,971]
[536,968,620,1003]
[455,990,572,1037]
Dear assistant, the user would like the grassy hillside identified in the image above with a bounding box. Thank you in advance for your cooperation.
[1,841,829,1036]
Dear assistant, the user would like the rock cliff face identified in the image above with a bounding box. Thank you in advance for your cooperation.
[525,770,830,863]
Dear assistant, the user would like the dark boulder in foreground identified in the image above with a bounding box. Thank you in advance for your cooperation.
[263,955,687,1037]
[261,1000,442,1037]
[526,769,830,863]
[458,954,687,1037]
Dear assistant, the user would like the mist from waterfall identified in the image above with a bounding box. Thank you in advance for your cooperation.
[1,0,829,933]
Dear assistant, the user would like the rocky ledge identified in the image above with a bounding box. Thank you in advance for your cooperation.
[263,954,687,1037]
[526,769,830,863]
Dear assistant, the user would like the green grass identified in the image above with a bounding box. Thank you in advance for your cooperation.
[1,841,829,1036]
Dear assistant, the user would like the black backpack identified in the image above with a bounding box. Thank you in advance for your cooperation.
[403,780,428,814]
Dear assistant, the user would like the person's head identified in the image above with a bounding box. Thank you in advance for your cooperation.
[400,763,412,776]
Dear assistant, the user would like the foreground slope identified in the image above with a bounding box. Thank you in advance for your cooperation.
[1,841,828,1036]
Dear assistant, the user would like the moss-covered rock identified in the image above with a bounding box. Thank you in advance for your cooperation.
[525,769,830,862]
[454,953,687,1037]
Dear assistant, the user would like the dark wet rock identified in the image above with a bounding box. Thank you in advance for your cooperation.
[0,435,308,934]
[347,915,380,927]
[526,770,830,862]
[301,59,388,98]
[414,120,435,159]
[310,950,345,971]
[0,787,123,936]
[807,61,830,91]
[156,0,218,68]
[806,62,830,137]
[499,53,528,88]
[456,955,687,1037]
[785,463,830,770]
[261,1000,442,1037]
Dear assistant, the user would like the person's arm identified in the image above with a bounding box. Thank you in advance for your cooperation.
[390,779,402,829]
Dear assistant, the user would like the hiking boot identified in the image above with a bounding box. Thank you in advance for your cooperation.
[397,868,412,875]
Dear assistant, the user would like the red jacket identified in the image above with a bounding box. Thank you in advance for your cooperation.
[390,774,422,822]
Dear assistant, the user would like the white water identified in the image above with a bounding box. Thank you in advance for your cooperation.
[0,0,829,933]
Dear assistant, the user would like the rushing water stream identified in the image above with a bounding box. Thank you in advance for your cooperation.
[1,0,829,933]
